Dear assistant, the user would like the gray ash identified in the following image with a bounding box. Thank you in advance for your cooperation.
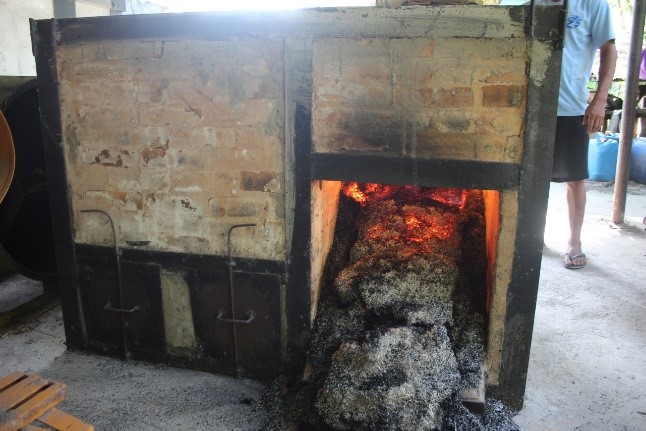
[316,325,460,431]
[263,184,519,430]
[441,395,522,431]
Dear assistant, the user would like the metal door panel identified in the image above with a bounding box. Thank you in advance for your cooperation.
[189,269,236,374]
[234,272,282,378]
[77,256,124,356]
[120,261,166,359]
[190,270,282,377]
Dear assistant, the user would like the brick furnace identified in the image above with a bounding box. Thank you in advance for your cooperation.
[31,3,564,409]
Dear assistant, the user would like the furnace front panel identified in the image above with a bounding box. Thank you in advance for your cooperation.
[31,4,564,409]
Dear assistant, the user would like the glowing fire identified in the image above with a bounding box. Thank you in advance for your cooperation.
[343,182,465,243]
[343,182,368,205]
[342,182,466,209]
[405,214,422,231]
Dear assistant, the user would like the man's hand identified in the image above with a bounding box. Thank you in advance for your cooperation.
[583,98,606,134]
[584,40,617,134]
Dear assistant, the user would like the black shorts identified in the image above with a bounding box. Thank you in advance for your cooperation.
[551,116,589,183]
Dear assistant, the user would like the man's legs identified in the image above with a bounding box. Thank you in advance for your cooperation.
[565,179,587,267]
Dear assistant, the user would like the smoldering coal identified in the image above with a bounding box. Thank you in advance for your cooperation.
[262,184,520,431]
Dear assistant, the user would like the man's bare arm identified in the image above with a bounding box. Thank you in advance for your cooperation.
[584,40,617,133]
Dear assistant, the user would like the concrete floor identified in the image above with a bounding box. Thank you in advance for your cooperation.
[0,181,645,430]
[0,298,267,430]
[514,181,646,431]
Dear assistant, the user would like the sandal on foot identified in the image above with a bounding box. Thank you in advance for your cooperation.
[564,253,586,269]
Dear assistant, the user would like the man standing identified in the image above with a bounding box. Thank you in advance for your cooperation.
[549,0,617,269]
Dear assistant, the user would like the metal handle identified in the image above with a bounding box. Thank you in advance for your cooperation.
[227,224,257,266]
[216,309,255,324]
[104,302,140,314]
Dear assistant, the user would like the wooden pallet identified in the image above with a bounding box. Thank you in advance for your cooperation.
[0,372,93,431]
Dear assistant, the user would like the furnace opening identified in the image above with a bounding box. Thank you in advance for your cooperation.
[325,182,488,325]
[286,180,505,429]
[311,181,501,328]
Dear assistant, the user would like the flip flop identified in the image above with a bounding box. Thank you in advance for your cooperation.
[564,253,586,269]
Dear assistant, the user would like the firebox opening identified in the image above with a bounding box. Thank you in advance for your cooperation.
[303,181,504,428]
[311,181,501,329]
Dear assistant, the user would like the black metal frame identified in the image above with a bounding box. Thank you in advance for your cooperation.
[31,5,564,408]
[32,18,87,349]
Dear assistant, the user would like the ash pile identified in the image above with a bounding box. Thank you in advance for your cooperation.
[264,184,520,431]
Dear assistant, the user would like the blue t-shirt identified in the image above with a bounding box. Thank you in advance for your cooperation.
[558,0,615,116]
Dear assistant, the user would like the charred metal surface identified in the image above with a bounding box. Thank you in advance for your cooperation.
[50,7,525,45]
[283,38,314,373]
[228,272,282,378]
[78,256,166,360]
[76,244,284,377]
[312,154,519,190]
[188,269,236,375]
[76,244,285,275]
[78,256,123,356]
[120,262,166,359]
[30,18,85,349]
[285,104,313,371]
[189,269,282,378]
[492,36,563,410]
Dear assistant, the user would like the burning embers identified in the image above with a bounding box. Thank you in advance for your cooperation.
[265,183,499,430]
[342,182,466,244]
[332,183,471,330]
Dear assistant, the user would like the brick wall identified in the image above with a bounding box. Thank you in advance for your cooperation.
[56,32,528,263]
[35,5,562,402]
[57,39,286,260]
[312,37,528,163]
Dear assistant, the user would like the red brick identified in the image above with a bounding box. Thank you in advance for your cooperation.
[73,61,135,81]
[227,199,267,217]
[419,87,474,108]
[416,129,511,163]
[343,62,391,81]
[439,113,471,132]
[139,104,204,128]
[240,171,280,192]
[166,148,206,170]
[129,127,168,147]
[170,170,212,193]
[236,99,283,128]
[235,130,283,171]
[242,76,283,100]
[137,173,169,194]
[482,85,526,108]
[79,147,136,168]
[394,58,436,87]
[72,163,109,188]
[141,143,169,167]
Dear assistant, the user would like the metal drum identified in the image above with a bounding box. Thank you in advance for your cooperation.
[0,79,56,281]
[0,111,14,204]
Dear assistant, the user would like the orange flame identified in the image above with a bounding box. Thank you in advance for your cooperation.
[343,182,368,205]
[405,214,422,231]
[343,182,467,209]
[343,182,464,243]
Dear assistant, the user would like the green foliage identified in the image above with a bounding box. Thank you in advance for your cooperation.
[608,0,632,17]
[607,0,643,41]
